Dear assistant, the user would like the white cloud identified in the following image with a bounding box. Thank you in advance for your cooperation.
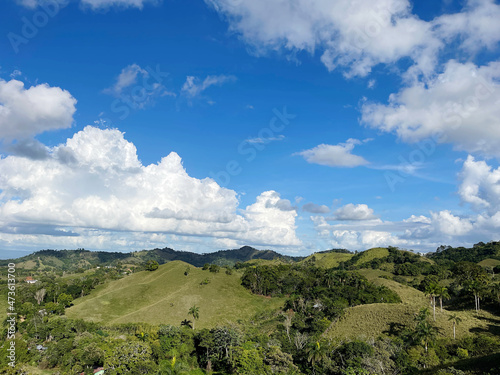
[295,138,369,167]
[246,134,285,144]
[104,64,148,96]
[80,0,157,10]
[204,0,440,77]
[458,155,500,215]
[0,126,300,250]
[181,75,236,98]
[103,64,174,110]
[302,202,330,214]
[0,79,77,140]
[361,60,500,157]
[331,203,377,221]
[429,210,473,236]
[435,0,500,53]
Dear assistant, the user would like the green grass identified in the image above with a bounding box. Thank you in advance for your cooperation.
[300,252,353,268]
[478,258,500,268]
[353,247,389,266]
[326,270,500,341]
[66,261,284,328]
[0,290,7,322]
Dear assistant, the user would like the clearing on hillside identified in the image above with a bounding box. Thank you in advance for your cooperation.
[326,269,499,340]
[300,252,353,268]
[66,261,284,328]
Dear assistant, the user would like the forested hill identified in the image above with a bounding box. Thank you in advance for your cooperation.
[427,241,500,263]
[0,245,300,271]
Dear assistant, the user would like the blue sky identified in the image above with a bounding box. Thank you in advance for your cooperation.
[1,0,500,258]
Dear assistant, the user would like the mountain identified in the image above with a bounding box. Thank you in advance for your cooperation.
[0,245,301,271]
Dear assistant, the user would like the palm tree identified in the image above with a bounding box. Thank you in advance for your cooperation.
[437,286,450,312]
[413,308,437,352]
[306,341,328,370]
[424,283,438,321]
[188,305,199,330]
[448,314,462,340]
[491,282,500,308]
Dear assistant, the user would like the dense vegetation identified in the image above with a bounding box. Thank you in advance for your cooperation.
[0,246,297,273]
[1,242,500,374]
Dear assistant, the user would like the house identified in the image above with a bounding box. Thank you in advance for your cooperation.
[25,276,37,284]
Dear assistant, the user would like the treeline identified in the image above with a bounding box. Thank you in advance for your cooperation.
[241,265,401,338]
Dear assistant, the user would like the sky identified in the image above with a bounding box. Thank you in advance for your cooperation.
[1,0,500,259]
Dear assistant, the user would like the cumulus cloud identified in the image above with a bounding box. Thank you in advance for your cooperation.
[435,0,500,53]
[331,203,377,221]
[0,126,300,249]
[429,210,473,236]
[204,0,440,77]
[181,75,236,98]
[302,202,330,214]
[295,139,369,167]
[458,155,500,215]
[361,60,500,157]
[0,79,77,140]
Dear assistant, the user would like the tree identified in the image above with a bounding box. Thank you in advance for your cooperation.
[57,293,74,307]
[188,305,199,330]
[35,288,46,305]
[436,286,450,312]
[448,314,462,340]
[104,342,157,374]
[306,341,329,371]
[145,260,159,271]
[490,282,500,308]
[424,283,438,321]
[413,308,437,352]
[455,262,488,312]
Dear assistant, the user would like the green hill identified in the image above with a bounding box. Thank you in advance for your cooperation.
[428,241,500,263]
[0,246,300,272]
[300,251,354,268]
[352,247,389,266]
[66,261,284,328]
[326,269,499,340]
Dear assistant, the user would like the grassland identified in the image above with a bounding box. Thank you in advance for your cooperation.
[66,261,285,328]
[353,247,389,266]
[300,252,353,268]
[326,268,499,341]
[478,258,500,268]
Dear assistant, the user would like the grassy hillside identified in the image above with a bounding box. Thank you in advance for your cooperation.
[66,261,284,328]
[353,247,389,266]
[478,258,500,268]
[300,251,353,268]
[326,269,499,340]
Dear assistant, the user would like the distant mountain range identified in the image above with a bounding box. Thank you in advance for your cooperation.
[2,241,499,273]
[0,245,305,271]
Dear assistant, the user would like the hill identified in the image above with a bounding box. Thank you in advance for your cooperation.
[0,245,300,272]
[428,241,500,263]
[66,260,284,327]
[325,269,500,341]
[300,250,354,268]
